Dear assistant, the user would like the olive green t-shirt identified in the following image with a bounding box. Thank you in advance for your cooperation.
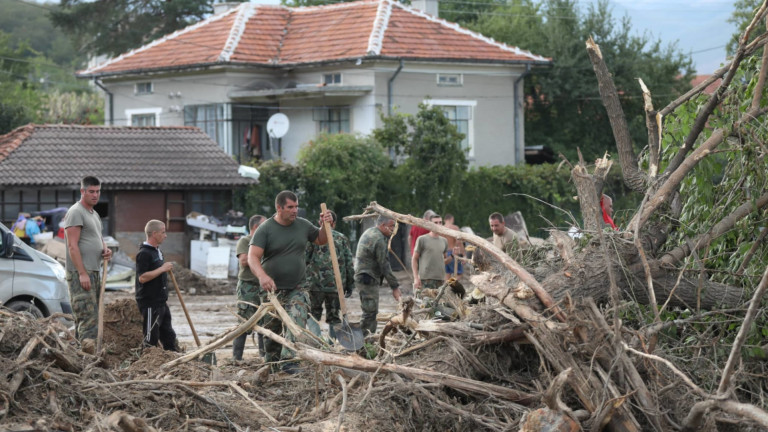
[62,201,104,272]
[250,216,319,290]
[236,234,258,282]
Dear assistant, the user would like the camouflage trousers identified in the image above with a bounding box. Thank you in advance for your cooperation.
[236,280,262,333]
[356,280,379,335]
[66,270,102,341]
[309,290,341,328]
[259,288,309,362]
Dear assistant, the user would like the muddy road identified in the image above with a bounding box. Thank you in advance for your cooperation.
[107,270,414,360]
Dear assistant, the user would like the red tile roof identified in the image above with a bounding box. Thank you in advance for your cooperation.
[79,0,550,77]
[690,75,723,95]
[0,125,255,188]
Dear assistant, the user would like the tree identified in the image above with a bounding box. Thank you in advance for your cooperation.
[0,31,44,134]
[470,0,694,162]
[728,0,765,55]
[373,104,468,217]
[297,133,390,231]
[50,0,220,57]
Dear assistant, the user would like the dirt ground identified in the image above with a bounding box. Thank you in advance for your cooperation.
[106,268,415,361]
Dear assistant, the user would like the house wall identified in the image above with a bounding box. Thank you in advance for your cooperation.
[101,62,527,167]
[372,61,523,167]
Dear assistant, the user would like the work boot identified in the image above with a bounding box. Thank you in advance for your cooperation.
[257,334,266,358]
[232,333,247,361]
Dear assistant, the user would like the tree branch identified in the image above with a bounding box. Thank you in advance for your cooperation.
[365,202,567,322]
[585,37,647,192]
[660,192,768,266]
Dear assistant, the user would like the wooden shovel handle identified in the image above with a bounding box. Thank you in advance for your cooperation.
[321,203,348,316]
[96,258,108,353]
[169,268,202,347]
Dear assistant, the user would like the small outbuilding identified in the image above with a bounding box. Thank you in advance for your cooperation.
[0,124,257,264]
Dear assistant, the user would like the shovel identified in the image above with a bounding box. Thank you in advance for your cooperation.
[169,269,216,365]
[321,203,364,351]
[96,258,108,353]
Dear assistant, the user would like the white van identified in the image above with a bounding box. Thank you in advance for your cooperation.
[0,222,71,318]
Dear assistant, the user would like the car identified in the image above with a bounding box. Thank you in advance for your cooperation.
[0,222,71,318]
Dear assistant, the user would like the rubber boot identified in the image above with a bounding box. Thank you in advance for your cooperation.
[256,333,266,358]
[232,333,247,361]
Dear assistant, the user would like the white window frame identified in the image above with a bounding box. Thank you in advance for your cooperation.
[436,73,463,87]
[126,107,162,126]
[424,99,476,158]
[134,82,153,95]
[313,107,351,134]
[322,73,342,85]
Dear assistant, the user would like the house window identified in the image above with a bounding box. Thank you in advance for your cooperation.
[135,82,153,95]
[131,114,156,126]
[126,108,162,127]
[323,73,341,85]
[437,74,462,87]
[314,107,350,134]
[184,104,232,153]
[425,99,476,157]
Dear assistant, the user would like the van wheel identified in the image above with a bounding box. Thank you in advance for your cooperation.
[6,300,44,318]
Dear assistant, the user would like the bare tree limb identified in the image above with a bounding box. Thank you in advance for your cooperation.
[717,265,768,394]
[665,2,768,175]
[638,78,662,178]
[660,192,768,266]
[683,399,768,432]
[365,202,567,322]
[585,36,647,193]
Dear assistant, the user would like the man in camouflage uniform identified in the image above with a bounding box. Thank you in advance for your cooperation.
[232,214,266,361]
[248,191,332,372]
[302,210,355,339]
[354,215,402,335]
[62,176,113,351]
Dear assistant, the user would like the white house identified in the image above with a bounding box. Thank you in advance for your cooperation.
[77,0,551,167]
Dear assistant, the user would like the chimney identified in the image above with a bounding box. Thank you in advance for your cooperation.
[213,2,240,15]
[411,0,438,16]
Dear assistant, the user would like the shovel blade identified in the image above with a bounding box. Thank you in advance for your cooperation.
[332,318,364,351]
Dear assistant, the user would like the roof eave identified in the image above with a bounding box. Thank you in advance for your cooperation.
[77,55,552,79]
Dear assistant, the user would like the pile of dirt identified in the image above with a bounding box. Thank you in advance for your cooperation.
[171,264,236,296]
[102,298,144,367]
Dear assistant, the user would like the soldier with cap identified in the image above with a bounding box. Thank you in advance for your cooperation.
[354,215,402,335]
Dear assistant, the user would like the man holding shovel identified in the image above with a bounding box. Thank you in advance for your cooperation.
[135,220,178,351]
[248,191,332,373]
[62,176,112,351]
[302,210,355,339]
[355,216,402,335]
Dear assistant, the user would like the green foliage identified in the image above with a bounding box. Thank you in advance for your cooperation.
[446,162,637,238]
[297,133,390,230]
[660,56,768,288]
[50,0,221,57]
[0,0,84,67]
[727,0,764,55]
[238,160,303,219]
[469,0,694,162]
[0,32,45,133]
[373,104,468,217]
[39,90,104,125]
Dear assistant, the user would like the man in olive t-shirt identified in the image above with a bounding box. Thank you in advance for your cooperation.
[247,191,332,369]
[62,176,112,344]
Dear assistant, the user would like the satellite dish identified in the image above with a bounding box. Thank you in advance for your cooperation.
[267,113,289,139]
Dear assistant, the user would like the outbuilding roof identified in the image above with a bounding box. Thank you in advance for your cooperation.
[79,0,550,77]
[0,124,256,188]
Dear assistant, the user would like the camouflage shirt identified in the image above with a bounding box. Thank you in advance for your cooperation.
[302,230,355,293]
[354,226,399,290]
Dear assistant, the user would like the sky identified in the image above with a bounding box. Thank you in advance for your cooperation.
[249,0,737,75]
[595,0,737,75]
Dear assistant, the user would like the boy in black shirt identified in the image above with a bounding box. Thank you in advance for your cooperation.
[135,219,178,351]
